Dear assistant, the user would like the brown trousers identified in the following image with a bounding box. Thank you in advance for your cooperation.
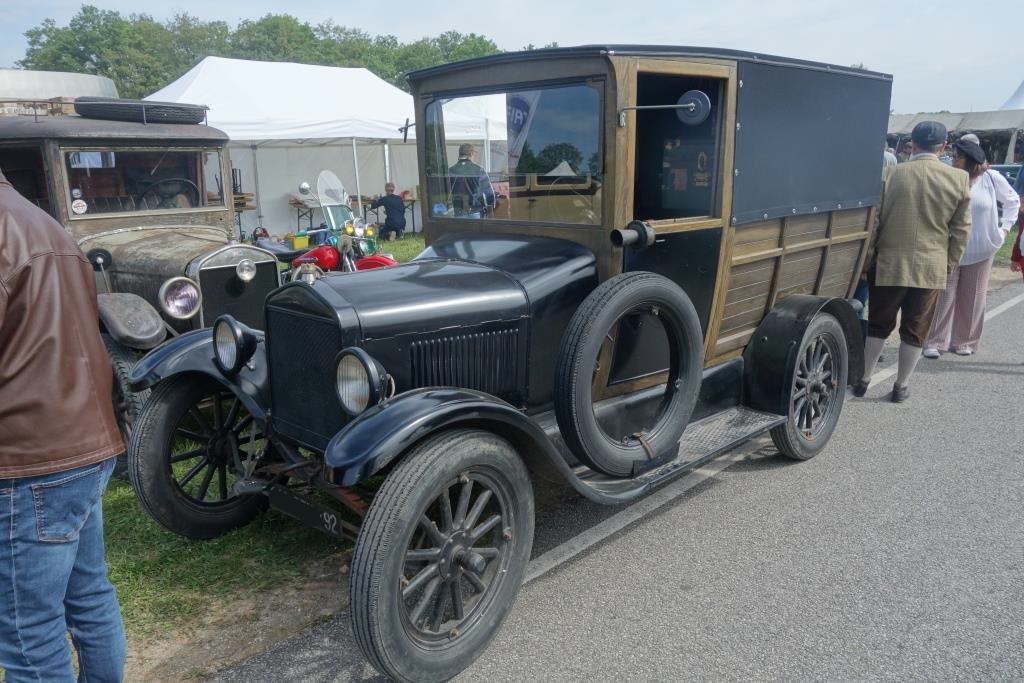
[867,281,942,347]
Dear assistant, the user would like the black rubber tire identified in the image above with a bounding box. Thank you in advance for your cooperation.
[350,429,534,683]
[74,97,208,125]
[770,313,848,460]
[554,272,703,478]
[102,334,150,479]
[128,374,266,540]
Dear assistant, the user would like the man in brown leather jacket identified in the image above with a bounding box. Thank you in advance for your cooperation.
[0,169,126,681]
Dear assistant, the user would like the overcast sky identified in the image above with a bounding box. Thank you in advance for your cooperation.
[2,0,1021,114]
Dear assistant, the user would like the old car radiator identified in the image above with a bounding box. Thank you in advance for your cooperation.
[410,328,522,398]
[265,306,347,450]
[198,262,277,330]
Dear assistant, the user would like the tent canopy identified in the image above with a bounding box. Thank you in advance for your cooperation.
[147,56,415,143]
[1002,81,1024,110]
[888,109,1024,136]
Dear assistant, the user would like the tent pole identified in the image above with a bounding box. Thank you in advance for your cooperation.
[1006,129,1019,164]
[384,141,392,183]
[250,143,263,228]
[484,119,491,171]
[352,138,363,216]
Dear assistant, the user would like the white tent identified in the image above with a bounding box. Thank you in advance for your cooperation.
[1002,81,1024,110]
[147,56,423,235]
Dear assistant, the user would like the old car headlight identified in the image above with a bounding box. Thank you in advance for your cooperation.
[344,223,355,235]
[365,226,375,238]
[335,348,385,415]
[236,258,257,282]
[213,315,258,375]
[158,276,202,320]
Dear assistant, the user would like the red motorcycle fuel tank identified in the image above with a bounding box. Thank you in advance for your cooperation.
[292,244,340,270]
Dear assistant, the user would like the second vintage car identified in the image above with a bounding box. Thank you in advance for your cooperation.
[0,98,281,454]
[128,46,891,682]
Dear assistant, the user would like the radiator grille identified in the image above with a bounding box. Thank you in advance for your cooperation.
[410,328,521,398]
[199,262,277,329]
[266,306,346,449]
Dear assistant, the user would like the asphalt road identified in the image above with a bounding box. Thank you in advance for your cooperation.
[213,280,1024,683]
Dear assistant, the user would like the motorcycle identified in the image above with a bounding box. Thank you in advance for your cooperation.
[287,170,397,283]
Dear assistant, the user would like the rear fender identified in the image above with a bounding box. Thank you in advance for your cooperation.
[745,294,864,413]
[743,295,863,416]
[325,388,568,487]
[128,328,271,421]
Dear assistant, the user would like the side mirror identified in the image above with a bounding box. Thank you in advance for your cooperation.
[299,182,311,195]
[676,90,712,126]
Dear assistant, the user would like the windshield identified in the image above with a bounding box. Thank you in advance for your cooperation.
[63,147,225,217]
[424,81,603,225]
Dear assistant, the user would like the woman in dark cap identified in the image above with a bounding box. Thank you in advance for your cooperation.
[923,138,1020,357]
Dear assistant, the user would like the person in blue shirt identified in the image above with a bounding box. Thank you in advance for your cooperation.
[370,182,407,241]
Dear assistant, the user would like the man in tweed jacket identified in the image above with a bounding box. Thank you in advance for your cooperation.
[856,120,972,402]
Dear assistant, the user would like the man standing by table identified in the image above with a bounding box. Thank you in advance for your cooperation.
[855,121,972,403]
[0,169,126,680]
[370,182,407,241]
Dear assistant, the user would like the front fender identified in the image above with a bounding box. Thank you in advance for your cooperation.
[743,295,864,416]
[128,329,271,421]
[325,388,568,487]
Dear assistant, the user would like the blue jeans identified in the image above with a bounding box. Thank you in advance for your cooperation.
[853,277,870,320]
[0,459,125,682]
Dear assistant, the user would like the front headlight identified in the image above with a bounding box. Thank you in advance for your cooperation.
[236,258,257,282]
[213,315,258,375]
[365,226,375,238]
[335,348,386,415]
[158,277,201,320]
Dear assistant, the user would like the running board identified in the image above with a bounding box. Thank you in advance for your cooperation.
[543,407,786,504]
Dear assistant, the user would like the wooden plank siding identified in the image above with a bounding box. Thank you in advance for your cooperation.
[708,206,872,361]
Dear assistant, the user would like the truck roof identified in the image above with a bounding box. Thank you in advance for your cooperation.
[0,114,229,143]
[408,45,892,83]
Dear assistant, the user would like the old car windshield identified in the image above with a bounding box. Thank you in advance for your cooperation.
[424,81,603,225]
[63,148,224,217]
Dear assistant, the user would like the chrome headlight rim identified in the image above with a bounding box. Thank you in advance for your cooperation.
[295,263,325,284]
[334,347,385,416]
[157,276,202,320]
[235,258,257,283]
[212,315,257,375]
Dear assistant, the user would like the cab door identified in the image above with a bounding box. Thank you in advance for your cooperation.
[599,59,737,396]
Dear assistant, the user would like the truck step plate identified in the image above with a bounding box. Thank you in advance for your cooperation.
[572,407,786,502]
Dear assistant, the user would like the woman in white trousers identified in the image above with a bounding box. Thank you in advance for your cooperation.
[924,138,1020,357]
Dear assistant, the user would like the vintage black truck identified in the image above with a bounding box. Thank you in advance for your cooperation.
[128,46,891,682]
[0,98,280,455]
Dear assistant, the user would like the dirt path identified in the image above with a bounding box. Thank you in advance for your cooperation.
[124,551,350,682]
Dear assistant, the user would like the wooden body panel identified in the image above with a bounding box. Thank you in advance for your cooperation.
[708,207,872,360]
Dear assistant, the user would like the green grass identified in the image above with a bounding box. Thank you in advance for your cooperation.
[994,229,1018,266]
[378,233,426,263]
[103,479,345,637]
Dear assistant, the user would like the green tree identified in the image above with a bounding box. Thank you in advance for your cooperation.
[17,7,505,98]
[229,14,318,63]
[535,142,583,173]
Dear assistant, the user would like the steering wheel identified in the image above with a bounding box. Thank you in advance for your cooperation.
[136,178,201,210]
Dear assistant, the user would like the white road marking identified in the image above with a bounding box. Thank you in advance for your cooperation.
[867,289,1024,389]
[525,450,752,584]
[525,287,1024,584]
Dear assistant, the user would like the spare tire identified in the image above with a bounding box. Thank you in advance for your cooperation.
[554,272,703,478]
[74,97,209,125]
